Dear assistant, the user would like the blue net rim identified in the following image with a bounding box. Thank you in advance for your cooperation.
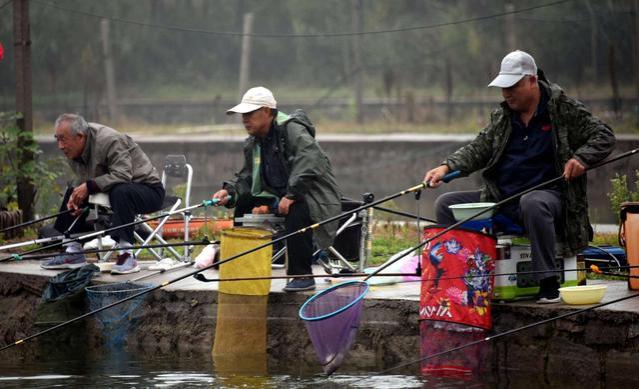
[85,282,153,295]
[298,280,369,322]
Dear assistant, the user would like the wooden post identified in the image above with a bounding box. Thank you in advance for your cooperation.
[13,0,35,221]
[352,0,364,124]
[608,44,621,119]
[585,0,598,83]
[238,13,254,100]
[101,19,118,123]
[634,0,639,110]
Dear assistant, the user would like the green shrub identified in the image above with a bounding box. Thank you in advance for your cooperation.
[0,112,66,215]
[608,171,639,223]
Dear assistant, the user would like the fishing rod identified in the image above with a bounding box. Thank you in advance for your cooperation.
[362,148,639,283]
[192,264,639,284]
[8,238,219,262]
[0,207,85,235]
[0,207,91,252]
[356,290,639,382]
[0,198,228,263]
[590,264,639,279]
[0,171,463,352]
[342,195,437,224]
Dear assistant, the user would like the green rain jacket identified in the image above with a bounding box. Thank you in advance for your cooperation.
[443,76,616,256]
[223,110,342,248]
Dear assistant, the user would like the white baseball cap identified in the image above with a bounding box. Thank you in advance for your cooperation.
[226,86,277,114]
[488,50,537,88]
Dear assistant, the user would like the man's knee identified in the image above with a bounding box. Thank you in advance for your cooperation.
[434,193,457,215]
[520,192,550,215]
[108,184,130,202]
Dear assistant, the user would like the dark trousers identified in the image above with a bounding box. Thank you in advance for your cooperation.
[234,196,314,276]
[54,183,165,244]
[434,189,563,281]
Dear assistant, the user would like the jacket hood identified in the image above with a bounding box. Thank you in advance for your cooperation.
[276,110,316,138]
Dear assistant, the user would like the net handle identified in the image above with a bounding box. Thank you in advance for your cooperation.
[298,280,369,322]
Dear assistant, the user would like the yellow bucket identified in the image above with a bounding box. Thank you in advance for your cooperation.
[219,227,273,296]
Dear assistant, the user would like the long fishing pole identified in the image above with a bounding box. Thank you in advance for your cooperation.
[356,290,639,382]
[590,264,639,279]
[343,196,437,223]
[0,172,463,352]
[362,148,639,283]
[0,207,83,234]
[9,238,219,262]
[0,198,227,262]
[191,264,639,284]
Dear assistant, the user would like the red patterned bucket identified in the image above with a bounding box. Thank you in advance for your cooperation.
[420,226,497,330]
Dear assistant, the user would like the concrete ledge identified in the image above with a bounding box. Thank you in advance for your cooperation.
[1,262,639,380]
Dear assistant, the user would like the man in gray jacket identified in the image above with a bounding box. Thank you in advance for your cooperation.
[41,113,165,274]
[213,87,342,292]
[424,51,615,303]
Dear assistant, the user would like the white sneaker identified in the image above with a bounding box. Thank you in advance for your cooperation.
[83,235,116,250]
[148,258,181,271]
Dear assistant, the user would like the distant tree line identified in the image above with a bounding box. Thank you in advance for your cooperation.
[0,0,637,105]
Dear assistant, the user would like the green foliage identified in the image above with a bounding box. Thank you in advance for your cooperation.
[0,112,66,215]
[608,171,639,223]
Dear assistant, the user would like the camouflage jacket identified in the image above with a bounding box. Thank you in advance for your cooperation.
[444,78,616,256]
[223,111,342,248]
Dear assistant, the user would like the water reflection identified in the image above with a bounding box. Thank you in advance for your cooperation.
[213,292,269,384]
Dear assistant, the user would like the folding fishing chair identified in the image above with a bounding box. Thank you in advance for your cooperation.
[315,197,373,275]
[88,154,193,263]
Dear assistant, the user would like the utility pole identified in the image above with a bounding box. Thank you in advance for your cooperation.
[13,0,35,221]
[352,0,364,124]
[505,2,516,51]
[634,0,639,108]
[585,0,598,83]
[101,19,118,123]
[238,12,254,99]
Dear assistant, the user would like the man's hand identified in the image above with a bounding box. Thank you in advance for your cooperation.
[278,197,295,216]
[212,189,230,206]
[563,158,586,181]
[252,205,270,214]
[67,183,88,215]
[423,165,450,188]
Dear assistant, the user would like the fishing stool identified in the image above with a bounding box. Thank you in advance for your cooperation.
[315,197,373,275]
[484,214,579,300]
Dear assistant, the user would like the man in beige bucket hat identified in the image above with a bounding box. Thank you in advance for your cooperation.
[213,86,342,292]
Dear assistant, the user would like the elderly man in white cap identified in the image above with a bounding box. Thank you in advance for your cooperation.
[212,86,342,292]
[424,50,615,303]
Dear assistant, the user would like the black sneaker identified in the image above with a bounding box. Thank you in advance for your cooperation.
[536,276,561,304]
[283,277,316,292]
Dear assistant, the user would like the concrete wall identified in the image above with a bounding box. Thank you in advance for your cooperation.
[39,135,639,223]
[2,272,639,385]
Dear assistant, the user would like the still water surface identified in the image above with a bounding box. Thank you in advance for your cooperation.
[0,346,483,388]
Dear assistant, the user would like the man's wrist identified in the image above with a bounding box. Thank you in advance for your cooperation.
[86,180,99,195]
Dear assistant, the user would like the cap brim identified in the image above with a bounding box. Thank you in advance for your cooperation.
[488,74,525,88]
[226,102,263,115]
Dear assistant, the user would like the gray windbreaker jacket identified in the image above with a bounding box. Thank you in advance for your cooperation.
[68,123,161,192]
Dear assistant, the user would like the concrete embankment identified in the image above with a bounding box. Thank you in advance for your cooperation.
[1,262,639,384]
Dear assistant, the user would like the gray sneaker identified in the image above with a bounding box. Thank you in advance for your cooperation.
[41,253,87,269]
[111,253,140,275]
